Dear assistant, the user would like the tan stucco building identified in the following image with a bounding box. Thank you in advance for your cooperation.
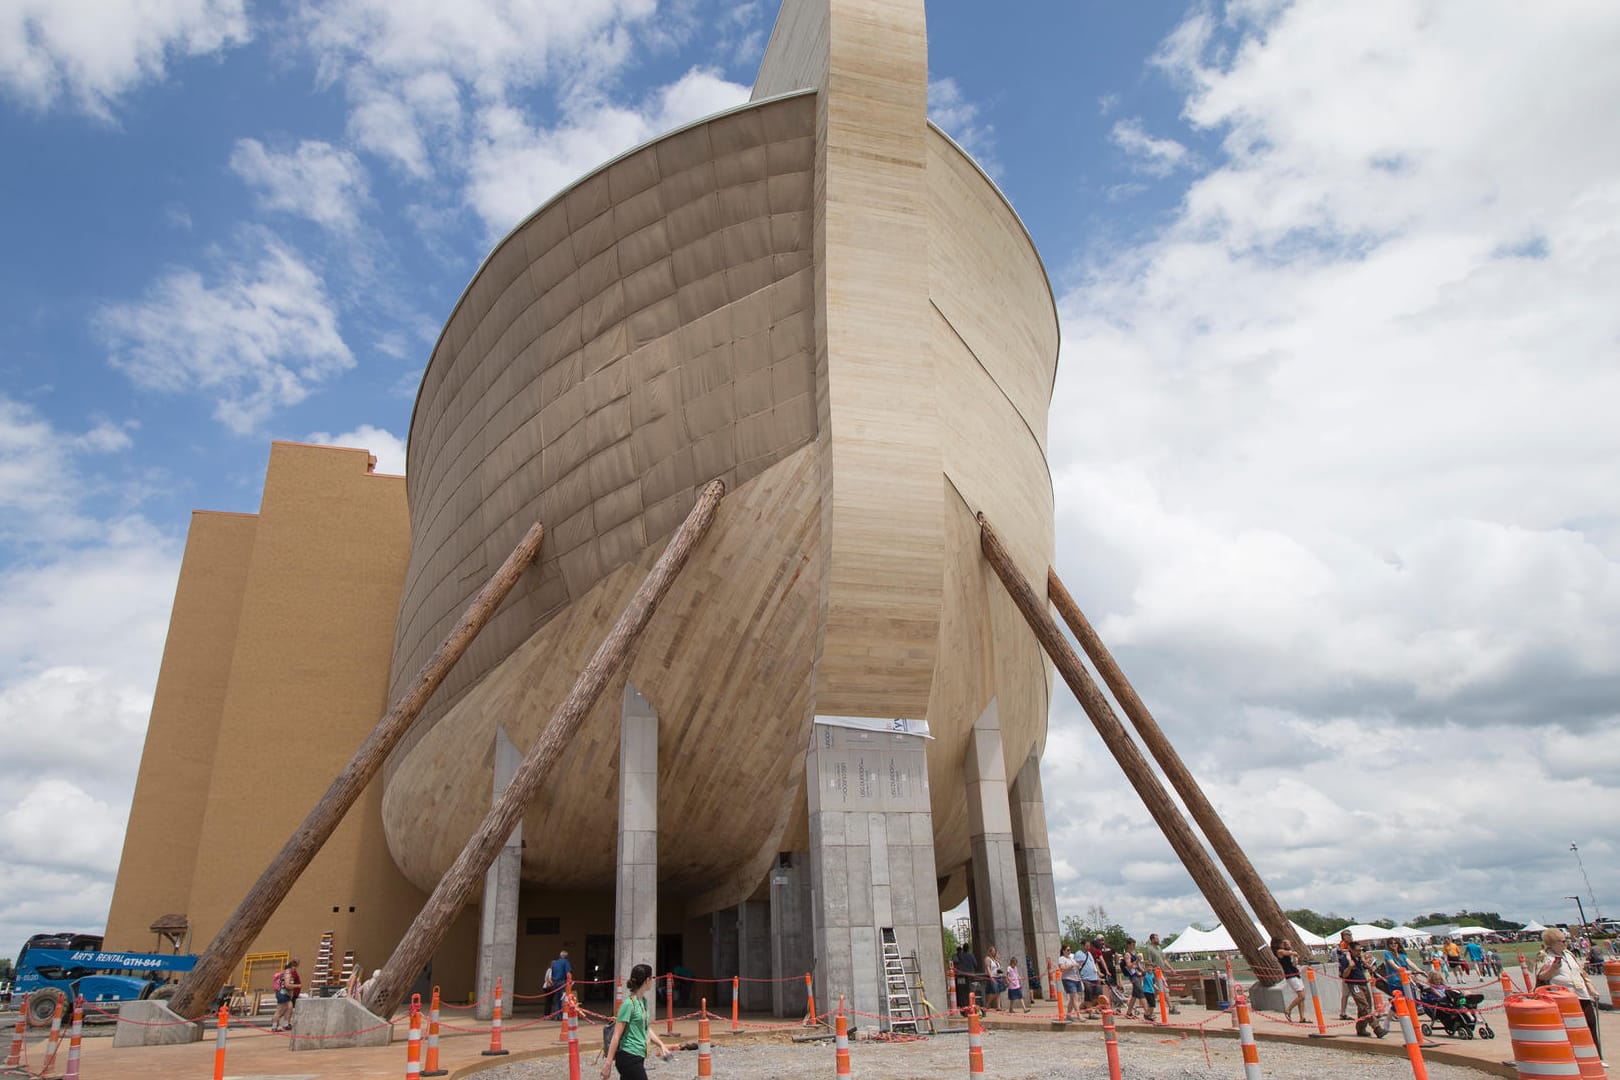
[108,0,1063,1020]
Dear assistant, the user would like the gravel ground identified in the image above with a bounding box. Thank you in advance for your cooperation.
[478,1028,1496,1079]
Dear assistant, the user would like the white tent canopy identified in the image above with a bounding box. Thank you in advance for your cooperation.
[1163,921,1328,955]
[1337,924,1403,943]
[1449,926,1493,937]
[1388,926,1433,940]
[1521,921,1547,933]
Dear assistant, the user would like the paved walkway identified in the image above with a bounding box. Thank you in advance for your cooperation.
[2,986,1607,1079]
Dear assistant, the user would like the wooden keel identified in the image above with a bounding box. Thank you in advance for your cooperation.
[166,522,547,1019]
[363,480,725,1019]
[1048,567,1295,975]
[976,514,1281,982]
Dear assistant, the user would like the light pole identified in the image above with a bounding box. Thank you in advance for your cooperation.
[1570,843,1603,922]
[1566,895,1588,930]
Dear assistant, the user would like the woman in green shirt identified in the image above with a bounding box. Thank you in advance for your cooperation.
[601,963,671,1080]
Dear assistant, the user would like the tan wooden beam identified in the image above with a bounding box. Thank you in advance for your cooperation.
[976,513,1281,982]
[167,522,547,1019]
[363,480,725,1019]
[1047,568,1299,962]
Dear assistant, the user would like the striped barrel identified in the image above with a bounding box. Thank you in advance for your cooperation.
[1506,994,1580,1079]
[834,1000,851,1078]
[967,994,985,1077]
[1235,993,1261,1080]
[698,1000,712,1079]
[1605,961,1620,1010]
[1537,987,1605,1080]
[405,997,422,1080]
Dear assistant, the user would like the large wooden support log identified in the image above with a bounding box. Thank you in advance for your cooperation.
[976,515,1281,982]
[167,522,547,1019]
[1047,568,1299,959]
[364,480,725,1019]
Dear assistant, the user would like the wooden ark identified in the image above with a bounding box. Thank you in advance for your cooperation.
[379,0,1060,932]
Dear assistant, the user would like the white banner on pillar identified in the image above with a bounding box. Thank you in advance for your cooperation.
[811,718,930,812]
[813,715,932,738]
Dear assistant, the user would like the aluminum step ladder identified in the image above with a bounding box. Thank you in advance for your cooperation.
[879,928,920,1034]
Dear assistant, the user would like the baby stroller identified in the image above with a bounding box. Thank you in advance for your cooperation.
[1415,982,1494,1040]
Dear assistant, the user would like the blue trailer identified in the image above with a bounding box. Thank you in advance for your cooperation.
[13,933,198,1026]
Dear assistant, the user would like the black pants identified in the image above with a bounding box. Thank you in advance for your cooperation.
[613,1050,648,1080]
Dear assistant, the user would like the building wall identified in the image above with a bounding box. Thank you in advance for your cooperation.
[104,511,258,952]
[106,443,481,994]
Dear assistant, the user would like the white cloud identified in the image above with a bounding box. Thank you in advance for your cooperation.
[1109,117,1190,177]
[928,77,998,174]
[230,138,371,232]
[297,0,657,182]
[0,0,248,117]
[465,66,750,236]
[1038,0,1620,934]
[98,236,355,434]
[307,424,407,475]
[0,405,180,952]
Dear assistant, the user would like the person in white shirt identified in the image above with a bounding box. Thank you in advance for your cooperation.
[1536,928,1602,1063]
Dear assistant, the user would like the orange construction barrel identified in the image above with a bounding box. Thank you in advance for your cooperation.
[1537,987,1606,1080]
[1506,994,1580,1080]
[1605,960,1620,1010]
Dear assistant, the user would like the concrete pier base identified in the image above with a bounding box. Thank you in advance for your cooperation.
[476,726,523,1020]
[113,1000,203,1046]
[1010,748,1061,985]
[738,899,772,1013]
[807,718,945,1027]
[769,853,812,1017]
[615,682,659,983]
[964,700,1026,964]
[290,996,393,1050]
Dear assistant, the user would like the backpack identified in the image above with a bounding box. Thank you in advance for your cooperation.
[272,970,285,991]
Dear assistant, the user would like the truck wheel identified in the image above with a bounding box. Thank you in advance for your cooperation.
[27,986,67,1028]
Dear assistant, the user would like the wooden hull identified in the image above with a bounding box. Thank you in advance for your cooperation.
[383,26,1058,913]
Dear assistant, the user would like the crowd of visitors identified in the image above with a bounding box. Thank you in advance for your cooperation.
[953,931,1175,1023]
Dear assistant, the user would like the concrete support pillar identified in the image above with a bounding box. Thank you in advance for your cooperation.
[1010,749,1061,992]
[769,854,812,1017]
[476,726,522,1020]
[738,900,772,1012]
[963,699,1026,967]
[711,907,740,1005]
[615,682,658,985]
[807,719,945,1027]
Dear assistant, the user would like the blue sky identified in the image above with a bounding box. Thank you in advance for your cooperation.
[3,0,1618,955]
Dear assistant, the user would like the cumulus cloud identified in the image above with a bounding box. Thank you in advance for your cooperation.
[465,66,750,235]
[0,404,180,951]
[98,235,354,434]
[928,77,998,175]
[295,0,656,181]
[307,423,407,475]
[1109,117,1190,177]
[1040,0,1620,933]
[0,0,248,117]
[230,138,371,232]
